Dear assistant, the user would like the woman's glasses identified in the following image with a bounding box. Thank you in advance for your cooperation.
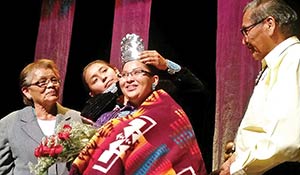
[118,68,152,79]
[29,77,60,88]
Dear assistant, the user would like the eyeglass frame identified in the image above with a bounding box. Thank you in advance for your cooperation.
[240,17,267,37]
[29,77,61,88]
[118,68,153,79]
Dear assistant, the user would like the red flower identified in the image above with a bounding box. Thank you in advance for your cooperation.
[58,131,70,140]
[30,121,97,175]
[63,124,72,130]
[34,144,45,157]
[48,145,63,157]
[34,143,64,157]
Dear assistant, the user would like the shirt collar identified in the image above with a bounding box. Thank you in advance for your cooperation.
[264,36,300,69]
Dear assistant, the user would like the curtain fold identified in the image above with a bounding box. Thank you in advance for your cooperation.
[110,0,152,69]
[213,0,260,170]
[34,0,76,102]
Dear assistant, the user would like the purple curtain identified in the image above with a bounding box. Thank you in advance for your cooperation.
[110,0,152,69]
[213,0,260,170]
[34,0,76,102]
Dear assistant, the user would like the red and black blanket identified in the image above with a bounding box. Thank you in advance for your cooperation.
[69,89,207,175]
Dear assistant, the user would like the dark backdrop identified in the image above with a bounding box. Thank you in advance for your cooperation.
[63,0,217,113]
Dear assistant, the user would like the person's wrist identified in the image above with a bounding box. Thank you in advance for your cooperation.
[166,59,181,74]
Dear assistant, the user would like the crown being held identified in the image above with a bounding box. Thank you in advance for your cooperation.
[121,33,144,64]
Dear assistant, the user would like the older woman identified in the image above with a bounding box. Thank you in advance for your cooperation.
[0,58,83,175]
[69,59,207,175]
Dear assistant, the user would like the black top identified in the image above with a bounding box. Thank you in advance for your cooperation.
[81,67,211,123]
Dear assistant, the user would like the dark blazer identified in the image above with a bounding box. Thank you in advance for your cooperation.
[0,103,82,175]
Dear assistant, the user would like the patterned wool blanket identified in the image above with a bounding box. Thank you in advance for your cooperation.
[69,89,207,175]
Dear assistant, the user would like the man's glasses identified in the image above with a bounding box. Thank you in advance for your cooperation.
[240,18,266,37]
[29,77,61,88]
[119,68,152,79]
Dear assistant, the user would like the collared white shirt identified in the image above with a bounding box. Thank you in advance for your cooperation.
[231,36,300,175]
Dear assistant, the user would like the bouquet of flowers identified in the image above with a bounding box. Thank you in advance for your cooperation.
[29,121,97,175]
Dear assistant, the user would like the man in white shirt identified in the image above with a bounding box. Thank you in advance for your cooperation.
[220,0,300,174]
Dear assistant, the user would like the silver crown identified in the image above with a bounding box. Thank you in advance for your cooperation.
[120,33,144,64]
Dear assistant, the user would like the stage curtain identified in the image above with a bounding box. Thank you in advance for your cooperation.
[110,0,152,69]
[34,0,76,102]
[213,0,260,171]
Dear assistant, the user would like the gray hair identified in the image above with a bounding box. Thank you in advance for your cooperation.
[243,0,298,37]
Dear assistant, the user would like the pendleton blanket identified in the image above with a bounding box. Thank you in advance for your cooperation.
[69,89,207,175]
